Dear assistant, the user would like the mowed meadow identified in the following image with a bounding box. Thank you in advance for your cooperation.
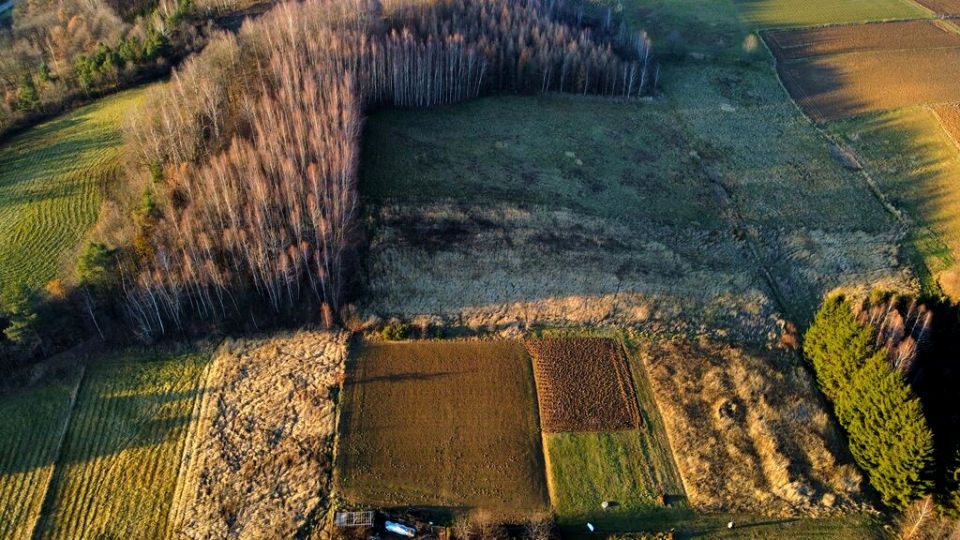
[0,88,145,291]
[0,348,212,540]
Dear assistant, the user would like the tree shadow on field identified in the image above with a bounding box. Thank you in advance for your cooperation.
[0,368,218,476]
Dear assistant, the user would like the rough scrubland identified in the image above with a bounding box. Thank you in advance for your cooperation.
[0,88,144,291]
[527,338,641,432]
[336,340,548,518]
[0,368,82,540]
[640,337,869,517]
[34,348,210,539]
[171,332,346,539]
[362,61,914,334]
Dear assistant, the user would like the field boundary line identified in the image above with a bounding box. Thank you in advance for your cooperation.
[28,365,85,540]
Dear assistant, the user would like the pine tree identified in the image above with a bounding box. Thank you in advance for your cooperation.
[804,295,875,399]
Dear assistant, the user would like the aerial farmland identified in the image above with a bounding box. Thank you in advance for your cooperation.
[1,0,959,538]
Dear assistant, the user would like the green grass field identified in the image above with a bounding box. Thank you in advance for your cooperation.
[0,348,211,540]
[544,431,674,529]
[0,368,82,540]
[0,88,145,292]
[34,349,209,539]
[733,0,930,28]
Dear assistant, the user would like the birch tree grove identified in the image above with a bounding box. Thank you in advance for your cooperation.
[123,0,656,335]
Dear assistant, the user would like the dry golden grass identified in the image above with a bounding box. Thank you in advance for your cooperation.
[170,332,347,539]
[639,337,868,517]
[363,202,778,340]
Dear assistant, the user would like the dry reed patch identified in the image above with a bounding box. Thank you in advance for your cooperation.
[170,331,347,539]
[765,20,960,61]
[640,337,868,517]
[336,340,548,517]
[363,203,778,340]
[776,45,960,122]
[527,338,641,433]
[913,0,960,15]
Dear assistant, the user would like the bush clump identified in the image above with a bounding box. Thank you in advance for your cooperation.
[381,322,410,341]
[804,295,934,509]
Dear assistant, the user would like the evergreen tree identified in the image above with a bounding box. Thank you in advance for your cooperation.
[803,295,875,399]
[805,296,935,510]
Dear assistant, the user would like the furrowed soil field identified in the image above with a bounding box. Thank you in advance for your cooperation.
[769,22,960,121]
[765,20,960,61]
[336,340,548,518]
[0,88,145,291]
[527,338,640,432]
[639,337,868,517]
[914,0,960,16]
[0,368,82,540]
[34,348,210,539]
[171,332,346,539]
[733,0,929,28]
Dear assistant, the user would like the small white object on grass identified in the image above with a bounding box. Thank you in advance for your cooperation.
[727,521,735,529]
[586,523,595,532]
[601,501,609,509]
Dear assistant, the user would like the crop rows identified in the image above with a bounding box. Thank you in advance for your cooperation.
[34,350,210,539]
[527,338,641,433]
[0,369,82,540]
[0,88,144,291]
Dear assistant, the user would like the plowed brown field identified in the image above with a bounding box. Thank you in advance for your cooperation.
[765,20,960,61]
[914,0,960,15]
[767,21,960,121]
[336,340,548,517]
[527,338,641,433]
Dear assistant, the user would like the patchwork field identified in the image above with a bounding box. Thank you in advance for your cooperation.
[33,348,210,540]
[172,332,346,539]
[0,88,145,291]
[533,336,688,532]
[639,337,868,517]
[767,21,960,121]
[0,368,82,540]
[527,338,640,433]
[336,341,549,517]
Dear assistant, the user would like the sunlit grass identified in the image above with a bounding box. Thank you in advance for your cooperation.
[0,88,145,292]
[0,369,82,540]
[829,107,960,295]
[34,349,210,539]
